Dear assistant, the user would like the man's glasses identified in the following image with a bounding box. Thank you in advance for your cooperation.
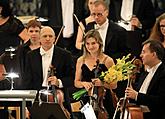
[91,12,104,17]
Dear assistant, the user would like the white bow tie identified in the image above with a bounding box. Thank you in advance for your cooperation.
[95,24,105,30]
[40,49,51,57]
[95,21,108,30]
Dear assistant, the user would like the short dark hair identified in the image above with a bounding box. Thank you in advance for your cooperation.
[0,0,12,18]
[26,19,42,29]
[142,39,164,60]
[93,0,109,10]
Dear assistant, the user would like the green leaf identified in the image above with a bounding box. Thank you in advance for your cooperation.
[72,89,87,100]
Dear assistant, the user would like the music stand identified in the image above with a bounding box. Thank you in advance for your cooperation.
[30,102,67,119]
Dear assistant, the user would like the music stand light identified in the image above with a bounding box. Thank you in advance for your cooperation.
[4,72,19,90]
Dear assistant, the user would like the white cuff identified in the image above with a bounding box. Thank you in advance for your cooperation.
[135,93,138,101]
[58,79,63,88]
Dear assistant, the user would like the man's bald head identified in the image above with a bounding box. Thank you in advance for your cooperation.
[40,26,56,51]
[40,26,56,37]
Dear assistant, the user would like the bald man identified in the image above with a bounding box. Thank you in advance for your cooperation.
[24,26,74,118]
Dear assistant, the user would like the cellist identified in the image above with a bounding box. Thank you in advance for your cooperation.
[74,29,117,119]
[125,39,165,119]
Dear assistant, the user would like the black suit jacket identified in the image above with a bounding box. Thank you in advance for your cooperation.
[86,21,129,60]
[39,0,86,36]
[24,45,75,113]
[109,0,155,30]
[135,63,165,119]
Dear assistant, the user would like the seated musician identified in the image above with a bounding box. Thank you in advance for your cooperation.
[74,29,117,119]
[24,26,75,119]
[125,39,165,119]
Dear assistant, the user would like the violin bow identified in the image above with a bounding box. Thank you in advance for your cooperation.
[54,26,65,45]
[73,14,86,36]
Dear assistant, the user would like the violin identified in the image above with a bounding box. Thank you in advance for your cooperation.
[120,59,143,119]
[39,65,70,119]
[89,59,108,119]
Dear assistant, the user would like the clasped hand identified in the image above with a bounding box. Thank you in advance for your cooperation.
[81,78,102,91]
[125,87,138,100]
[47,76,59,87]
[130,16,141,28]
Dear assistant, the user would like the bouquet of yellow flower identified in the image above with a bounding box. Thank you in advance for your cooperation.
[73,54,136,100]
[99,54,135,83]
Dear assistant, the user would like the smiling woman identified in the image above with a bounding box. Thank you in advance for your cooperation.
[74,29,117,119]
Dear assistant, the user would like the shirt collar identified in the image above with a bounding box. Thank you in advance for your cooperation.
[40,45,54,56]
[95,19,109,30]
[146,61,162,73]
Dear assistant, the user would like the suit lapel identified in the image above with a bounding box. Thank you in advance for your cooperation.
[133,0,142,15]
[147,64,162,93]
[137,71,148,91]
[105,22,113,50]
[37,50,43,82]
[51,46,58,68]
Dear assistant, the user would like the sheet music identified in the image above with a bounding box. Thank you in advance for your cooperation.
[80,103,97,119]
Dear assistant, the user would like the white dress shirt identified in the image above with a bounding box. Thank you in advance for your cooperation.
[40,45,54,87]
[94,19,109,51]
[119,0,134,31]
[120,0,134,21]
[40,45,63,88]
[61,0,74,38]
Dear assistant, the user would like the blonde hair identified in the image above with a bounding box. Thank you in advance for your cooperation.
[83,29,103,57]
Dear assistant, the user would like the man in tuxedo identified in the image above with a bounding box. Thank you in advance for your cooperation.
[109,0,156,57]
[109,0,155,39]
[125,40,165,119]
[86,0,129,60]
[39,0,86,56]
[24,26,75,118]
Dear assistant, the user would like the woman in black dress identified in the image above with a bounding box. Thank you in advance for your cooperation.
[75,29,117,119]
[0,0,29,55]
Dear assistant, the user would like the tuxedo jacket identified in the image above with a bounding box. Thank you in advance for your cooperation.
[135,63,165,119]
[86,21,130,60]
[109,0,156,31]
[24,45,75,111]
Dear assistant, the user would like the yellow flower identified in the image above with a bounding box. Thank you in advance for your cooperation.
[100,54,135,83]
